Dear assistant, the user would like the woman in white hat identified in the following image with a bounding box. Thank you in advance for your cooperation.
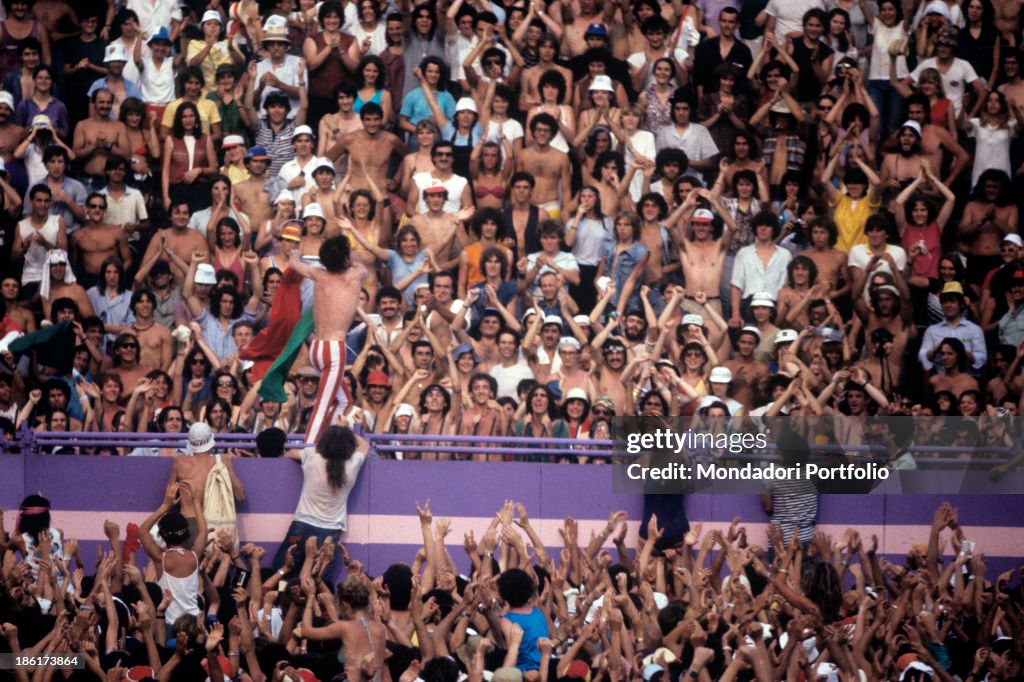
[573,75,621,148]
[186,11,244,95]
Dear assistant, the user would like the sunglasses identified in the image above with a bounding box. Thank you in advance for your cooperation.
[120,343,139,350]
[87,203,106,209]
[433,151,453,158]
[217,381,236,388]
[191,358,206,364]
[592,407,613,416]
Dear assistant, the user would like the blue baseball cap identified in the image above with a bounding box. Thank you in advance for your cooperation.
[148,26,172,43]
[247,145,270,160]
[585,23,608,36]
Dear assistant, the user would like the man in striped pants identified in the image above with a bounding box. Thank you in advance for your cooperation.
[288,235,368,444]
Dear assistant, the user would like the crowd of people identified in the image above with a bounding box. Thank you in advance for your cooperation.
[0,436,1021,682]
[1,0,1024,460]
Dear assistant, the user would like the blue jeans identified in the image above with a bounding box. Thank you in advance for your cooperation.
[867,80,904,142]
[272,520,341,583]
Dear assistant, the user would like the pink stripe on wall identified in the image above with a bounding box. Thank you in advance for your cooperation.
[50,512,1024,558]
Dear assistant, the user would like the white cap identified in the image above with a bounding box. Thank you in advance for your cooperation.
[739,325,761,339]
[262,14,287,31]
[775,329,799,344]
[691,208,714,222]
[47,248,69,264]
[573,314,591,326]
[293,125,314,140]
[303,203,325,220]
[559,336,581,350]
[750,292,776,308]
[899,662,935,682]
[201,9,223,24]
[709,366,733,383]
[681,313,703,327]
[542,315,563,327]
[589,74,615,92]
[312,159,336,174]
[222,134,246,148]
[273,189,295,205]
[186,422,216,454]
[900,120,922,137]
[455,97,478,114]
[0,91,13,110]
[924,0,951,18]
[564,387,589,403]
[104,42,129,62]
[1003,233,1023,247]
[395,403,415,419]
[876,284,901,298]
[194,263,217,285]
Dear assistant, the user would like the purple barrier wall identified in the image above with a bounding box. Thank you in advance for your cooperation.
[1,456,1022,580]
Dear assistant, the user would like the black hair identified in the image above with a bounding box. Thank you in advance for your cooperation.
[497,568,535,607]
[383,564,413,609]
[349,189,377,221]
[638,192,669,220]
[510,171,535,188]
[751,210,781,239]
[376,285,402,305]
[42,146,68,164]
[171,101,201,138]
[418,55,450,90]
[468,372,498,396]
[480,246,510,279]
[786,255,819,287]
[320,235,352,273]
[318,0,344,24]
[158,511,190,547]
[655,148,689,177]
[264,91,291,112]
[317,425,358,490]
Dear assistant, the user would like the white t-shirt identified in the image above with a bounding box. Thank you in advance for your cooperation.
[909,58,979,117]
[412,172,470,215]
[848,243,908,302]
[140,56,176,105]
[627,48,688,90]
[255,55,309,119]
[491,360,535,399]
[765,0,825,41]
[293,446,367,531]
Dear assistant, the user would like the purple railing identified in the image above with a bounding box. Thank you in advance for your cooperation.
[7,425,1016,468]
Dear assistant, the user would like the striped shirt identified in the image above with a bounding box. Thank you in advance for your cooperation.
[254,119,296,178]
[765,472,818,543]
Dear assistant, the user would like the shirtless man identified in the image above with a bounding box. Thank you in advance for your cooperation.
[998,50,1024,109]
[106,334,155,400]
[169,424,245,523]
[0,93,25,173]
[301,576,386,682]
[523,311,562,383]
[288,235,369,443]
[722,326,771,389]
[553,335,591,395]
[410,185,471,266]
[994,0,1024,44]
[881,97,968,188]
[589,337,631,415]
[879,121,928,197]
[1,276,35,334]
[960,171,1019,291]
[677,204,731,317]
[72,89,130,184]
[138,201,209,284]
[516,113,572,220]
[563,0,616,57]
[325,102,407,194]
[71,193,132,288]
[426,271,460,349]
[232,146,274,231]
[128,289,173,371]
[31,0,78,43]
[408,141,473,217]
[803,217,850,298]
[457,373,508,456]
[519,35,574,110]
[42,253,94,320]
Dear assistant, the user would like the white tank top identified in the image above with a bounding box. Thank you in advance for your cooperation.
[18,215,61,285]
[158,548,200,624]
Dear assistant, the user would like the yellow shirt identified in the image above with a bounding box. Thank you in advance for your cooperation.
[162,97,223,137]
[831,192,880,254]
[222,164,250,184]
[186,40,235,95]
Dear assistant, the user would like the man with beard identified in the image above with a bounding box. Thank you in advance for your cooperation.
[71,89,131,191]
[881,95,968,189]
[370,286,405,348]
[722,326,770,390]
[139,201,208,285]
[881,122,938,200]
[326,103,408,195]
[589,337,631,415]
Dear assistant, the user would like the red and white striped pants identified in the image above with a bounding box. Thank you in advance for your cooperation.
[304,339,352,445]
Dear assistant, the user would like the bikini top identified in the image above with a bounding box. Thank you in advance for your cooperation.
[474,184,506,199]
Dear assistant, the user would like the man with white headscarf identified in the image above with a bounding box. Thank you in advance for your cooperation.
[40,249,94,321]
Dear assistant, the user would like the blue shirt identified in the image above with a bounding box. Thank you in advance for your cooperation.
[399,87,455,128]
[918,316,987,371]
[23,177,88,232]
[87,78,143,117]
[387,249,429,305]
[504,608,547,671]
[195,307,258,361]
[87,286,135,351]
[603,241,649,311]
